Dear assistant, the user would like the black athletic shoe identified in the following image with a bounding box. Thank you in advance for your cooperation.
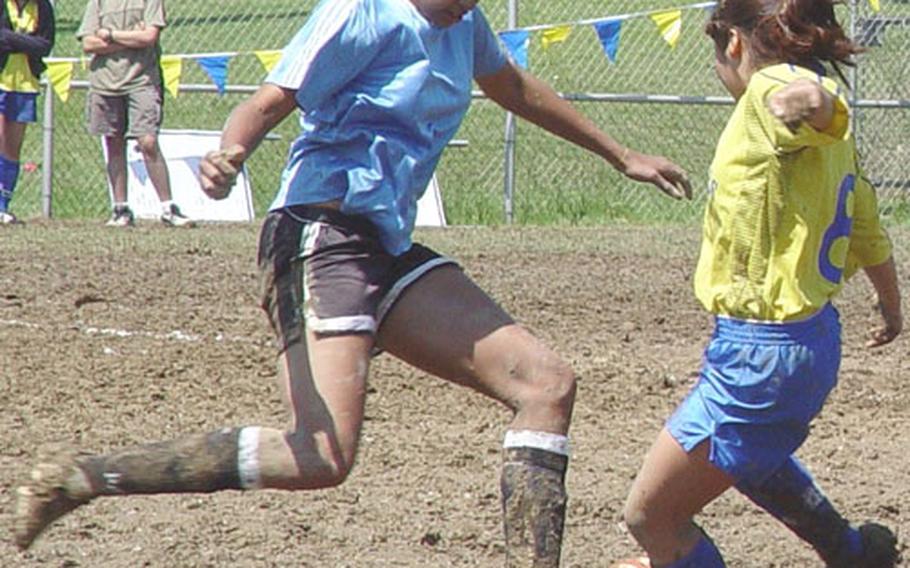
[827,523,900,568]
[106,206,135,227]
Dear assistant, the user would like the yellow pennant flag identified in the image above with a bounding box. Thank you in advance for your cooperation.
[254,50,283,73]
[46,61,74,102]
[160,55,183,98]
[651,9,682,49]
[541,25,572,49]
[869,0,880,11]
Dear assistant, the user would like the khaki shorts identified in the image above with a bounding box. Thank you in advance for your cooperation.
[86,85,163,138]
[257,205,457,352]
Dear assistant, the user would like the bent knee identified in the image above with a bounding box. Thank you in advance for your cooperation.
[622,500,651,541]
[513,356,577,415]
[622,495,691,546]
[284,432,359,490]
[307,458,354,489]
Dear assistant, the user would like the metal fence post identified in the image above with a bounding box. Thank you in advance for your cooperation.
[502,0,519,224]
[41,80,54,218]
[849,0,861,144]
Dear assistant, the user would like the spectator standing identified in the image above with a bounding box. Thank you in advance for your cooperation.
[76,0,193,227]
[0,0,54,225]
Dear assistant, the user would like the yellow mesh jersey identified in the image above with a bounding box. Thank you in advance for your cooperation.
[695,63,892,321]
[0,0,40,93]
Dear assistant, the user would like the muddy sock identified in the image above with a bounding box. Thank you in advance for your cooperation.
[735,456,859,563]
[77,427,263,497]
[501,430,569,568]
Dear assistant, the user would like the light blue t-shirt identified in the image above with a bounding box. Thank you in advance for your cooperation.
[266,0,508,255]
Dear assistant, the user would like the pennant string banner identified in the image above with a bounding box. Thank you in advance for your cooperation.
[512,1,715,33]
[254,50,283,73]
[651,9,683,49]
[46,61,73,102]
[196,55,230,95]
[160,55,183,98]
[496,1,715,69]
[499,30,530,69]
[593,20,622,63]
[541,25,572,49]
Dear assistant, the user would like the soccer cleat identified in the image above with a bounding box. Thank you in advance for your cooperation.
[0,211,22,224]
[106,206,135,227]
[827,523,900,568]
[160,203,195,227]
[13,460,93,550]
[609,557,651,568]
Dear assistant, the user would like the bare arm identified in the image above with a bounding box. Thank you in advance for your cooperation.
[81,34,125,55]
[767,78,836,132]
[476,62,691,199]
[199,83,299,199]
[863,256,902,348]
[105,24,160,50]
[83,24,160,54]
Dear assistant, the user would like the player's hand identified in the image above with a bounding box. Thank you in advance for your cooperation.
[767,79,832,132]
[620,150,692,200]
[199,145,245,200]
[866,302,902,348]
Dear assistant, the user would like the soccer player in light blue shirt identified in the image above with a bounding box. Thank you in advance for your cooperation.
[13,0,693,564]
[265,0,509,255]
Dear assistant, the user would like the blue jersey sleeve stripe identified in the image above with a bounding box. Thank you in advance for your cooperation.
[267,0,360,89]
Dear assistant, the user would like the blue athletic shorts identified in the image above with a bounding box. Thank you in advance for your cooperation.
[667,303,841,485]
[0,90,38,123]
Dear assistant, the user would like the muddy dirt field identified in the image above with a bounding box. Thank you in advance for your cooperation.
[1,221,907,567]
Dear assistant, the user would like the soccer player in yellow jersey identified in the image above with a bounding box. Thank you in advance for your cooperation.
[0,0,54,224]
[613,1,903,568]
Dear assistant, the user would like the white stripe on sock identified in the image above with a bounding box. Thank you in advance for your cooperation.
[237,426,263,489]
[503,430,570,456]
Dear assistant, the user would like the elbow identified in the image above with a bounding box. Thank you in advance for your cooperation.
[142,29,161,47]
[36,41,53,58]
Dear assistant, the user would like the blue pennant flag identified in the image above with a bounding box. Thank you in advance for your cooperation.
[196,56,230,95]
[499,30,530,69]
[594,20,622,63]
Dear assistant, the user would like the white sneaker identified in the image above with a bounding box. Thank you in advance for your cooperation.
[161,204,195,227]
[0,211,22,225]
[106,206,135,227]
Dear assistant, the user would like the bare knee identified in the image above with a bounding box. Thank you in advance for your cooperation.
[135,136,161,158]
[622,497,653,544]
[511,354,576,427]
[283,431,359,490]
[622,493,697,555]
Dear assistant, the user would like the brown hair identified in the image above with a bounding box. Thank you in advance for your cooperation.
[705,0,862,78]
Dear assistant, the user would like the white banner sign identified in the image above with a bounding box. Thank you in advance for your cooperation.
[105,129,449,226]
[104,129,255,222]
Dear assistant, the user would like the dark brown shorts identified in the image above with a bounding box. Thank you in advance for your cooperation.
[257,205,457,352]
[86,85,163,138]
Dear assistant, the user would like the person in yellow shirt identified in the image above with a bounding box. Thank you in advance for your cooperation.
[0,0,54,224]
[613,1,902,567]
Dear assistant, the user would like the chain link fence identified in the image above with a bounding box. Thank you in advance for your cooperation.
[11,0,909,224]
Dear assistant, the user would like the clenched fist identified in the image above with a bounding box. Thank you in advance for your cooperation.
[199,145,245,200]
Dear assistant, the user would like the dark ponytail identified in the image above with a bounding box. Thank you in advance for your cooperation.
[706,0,863,80]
